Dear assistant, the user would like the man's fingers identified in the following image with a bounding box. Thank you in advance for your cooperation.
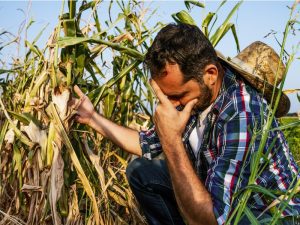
[183,99,198,115]
[150,79,170,105]
[68,98,76,107]
[74,85,85,98]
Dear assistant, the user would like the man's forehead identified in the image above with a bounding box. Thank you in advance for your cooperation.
[155,63,184,84]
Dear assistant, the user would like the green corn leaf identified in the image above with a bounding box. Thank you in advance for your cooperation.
[29,70,48,97]
[244,206,260,225]
[90,60,142,107]
[0,98,33,148]
[13,145,23,190]
[68,0,76,19]
[0,69,18,75]
[210,1,242,46]
[25,40,43,58]
[0,37,18,51]
[63,19,76,37]
[211,22,232,47]
[240,184,278,200]
[33,23,49,44]
[7,110,31,125]
[230,24,240,52]
[216,0,227,13]
[84,63,99,84]
[211,23,240,51]
[202,12,215,37]
[25,17,35,31]
[78,1,97,18]
[88,57,105,79]
[104,89,116,118]
[184,0,205,10]
[58,36,144,60]
[172,10,197,26]
[93,8,101,32]
[0,120,9,151]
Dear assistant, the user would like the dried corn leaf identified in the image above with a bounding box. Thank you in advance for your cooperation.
[22,121,47,150]
[66,185,83,225]
[49,141,64,225]
[108,190,127,207]
[21,184,43,192]
[283,89,300,94]
[82,136,106,192]
[4,128,15,145]
[49,103,103,225]
[52,89,71,120]
[258,185,300,218]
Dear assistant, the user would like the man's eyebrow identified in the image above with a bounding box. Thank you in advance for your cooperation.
[167,92,187,98]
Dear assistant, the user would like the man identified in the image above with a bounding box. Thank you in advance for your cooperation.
[72,23,300,224]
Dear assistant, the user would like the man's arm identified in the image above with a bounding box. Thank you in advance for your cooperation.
[71,85,142,156]
[164,139,217,225]
[151,80,217,224]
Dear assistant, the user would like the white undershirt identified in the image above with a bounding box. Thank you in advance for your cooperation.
[189,104,213,157]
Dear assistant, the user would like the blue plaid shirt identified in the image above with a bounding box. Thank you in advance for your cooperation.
[139,67,300,224]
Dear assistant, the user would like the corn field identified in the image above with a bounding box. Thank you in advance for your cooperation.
[0,1,299,225]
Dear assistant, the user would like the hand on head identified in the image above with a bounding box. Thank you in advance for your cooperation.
[69,85,95,125]
[150,79,198,141]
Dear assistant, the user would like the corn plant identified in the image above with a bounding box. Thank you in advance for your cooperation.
[0,1,157,224]
[2,0,297,225]
[225,2,300,224]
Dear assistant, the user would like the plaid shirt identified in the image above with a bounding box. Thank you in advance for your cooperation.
[139,67,300,224]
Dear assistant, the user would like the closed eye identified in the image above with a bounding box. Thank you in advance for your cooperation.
[167,93,186,100]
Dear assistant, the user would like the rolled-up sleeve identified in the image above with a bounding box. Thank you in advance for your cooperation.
[205,111,255,224]
[139,126,163,160]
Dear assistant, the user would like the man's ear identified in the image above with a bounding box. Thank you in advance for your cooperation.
[203,64,218,86]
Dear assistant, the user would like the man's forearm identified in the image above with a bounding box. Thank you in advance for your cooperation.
[88,111,142,156]
[163,138,217,225]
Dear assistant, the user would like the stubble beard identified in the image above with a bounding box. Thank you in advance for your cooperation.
[195,83,213,111]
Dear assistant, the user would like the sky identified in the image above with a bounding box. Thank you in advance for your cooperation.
[0,0,299,113]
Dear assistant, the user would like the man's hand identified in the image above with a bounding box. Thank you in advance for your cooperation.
[68,86,142,156]
[70,85,95,125]
[150,79,197,147]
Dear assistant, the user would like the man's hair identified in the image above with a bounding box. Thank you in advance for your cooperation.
[144,23,220,83]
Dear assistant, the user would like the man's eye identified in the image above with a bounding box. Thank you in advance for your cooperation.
[168,96,180,100]
[168,96,177,100]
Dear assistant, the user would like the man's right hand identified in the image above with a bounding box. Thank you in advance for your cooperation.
[71,85,95,125]
[70,85,142,156]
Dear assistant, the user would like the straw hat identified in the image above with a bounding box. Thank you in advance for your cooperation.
[217,41,290,117]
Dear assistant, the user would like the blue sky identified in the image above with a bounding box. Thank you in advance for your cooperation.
[0,1,299,113]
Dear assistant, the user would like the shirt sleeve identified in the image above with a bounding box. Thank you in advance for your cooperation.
[139,125,163,160]
[205,111,256,225]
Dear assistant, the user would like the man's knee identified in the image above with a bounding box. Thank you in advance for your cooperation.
[126,157,148,186]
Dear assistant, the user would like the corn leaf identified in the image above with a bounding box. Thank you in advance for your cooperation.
[172,10,197,26]
[210,1,242,47]
[0,98,33,147]
[0,120,9,152]
[184,0,205,10]
[49,103,103,225]
[58,37,144,60]
[244,206,260,225]
[202,12,215,37]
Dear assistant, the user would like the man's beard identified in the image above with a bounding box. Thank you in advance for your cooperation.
[195,83,213,111]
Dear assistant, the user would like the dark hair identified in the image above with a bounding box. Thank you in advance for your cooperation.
[144,23,220,83]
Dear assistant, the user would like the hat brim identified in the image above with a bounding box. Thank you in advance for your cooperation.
[217,53,290,117]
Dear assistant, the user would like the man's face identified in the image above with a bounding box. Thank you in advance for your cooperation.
[153,63,213,111]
